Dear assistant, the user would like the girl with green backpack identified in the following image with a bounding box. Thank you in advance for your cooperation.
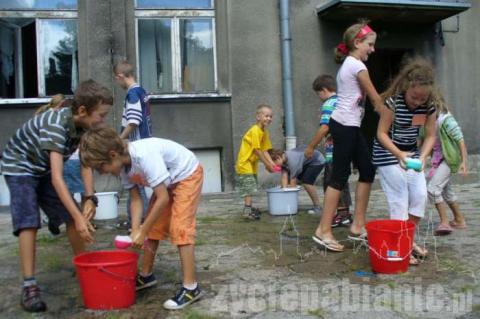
[427,91,468,236]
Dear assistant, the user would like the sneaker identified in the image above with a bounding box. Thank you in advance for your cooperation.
[48,222,60,236]
[136,273,157,291]
[21,285,47,312]
[252,207,262,215]
[332,212,352,228]
[307,207,322,215]
[163,286,203,310]
[243,206,260,220]
[341,213,353,226]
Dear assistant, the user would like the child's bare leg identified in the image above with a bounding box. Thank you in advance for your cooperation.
[315,186,341,239]
[448,201,466,225]
[65,221,85,255]
[178,244,196,285]
[408,214,428,257]
[141,239,159,275]
[243,195,252,207]
[303,184,321,207]
[19,228,37,278]
[435,202,450,225]
[350,181,371,234]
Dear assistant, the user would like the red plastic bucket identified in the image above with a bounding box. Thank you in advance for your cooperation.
[365,220,416,274]
[73,250,138,309]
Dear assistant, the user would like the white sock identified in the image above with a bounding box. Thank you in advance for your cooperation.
[183,282,197,290]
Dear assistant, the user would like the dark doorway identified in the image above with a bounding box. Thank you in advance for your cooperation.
[362,48,413,151]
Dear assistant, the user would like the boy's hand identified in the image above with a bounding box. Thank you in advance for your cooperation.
[75,216,95,243]
[130,227,146,249]
[304,146,314,159]
[82,200,96,220]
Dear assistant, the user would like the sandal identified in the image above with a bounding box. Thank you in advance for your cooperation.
[412,243,428,259]
[409,255,419,266]
[449,220,467,229]
[434,224,453,236]
[312,235,344,252]
[347,232,368,242]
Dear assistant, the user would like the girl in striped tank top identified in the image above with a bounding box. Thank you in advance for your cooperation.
[373,58,437,265]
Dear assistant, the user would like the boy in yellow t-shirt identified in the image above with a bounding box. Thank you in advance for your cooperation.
[235,104,277,220]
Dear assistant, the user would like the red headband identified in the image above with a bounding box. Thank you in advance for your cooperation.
[336,43,349,55]
[355,25,374,39]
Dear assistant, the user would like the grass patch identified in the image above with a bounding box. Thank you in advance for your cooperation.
[308,308,328,318]
[183,309,217,319]
[45,254,64,272]
[37,234,62,245]
[163,268,178,283]
[457,284,475,293]
[197,216,224,224]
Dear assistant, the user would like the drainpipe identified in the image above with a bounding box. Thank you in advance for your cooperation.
[279,0,296,150]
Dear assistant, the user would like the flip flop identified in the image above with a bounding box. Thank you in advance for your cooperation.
[449,220,467,229]
[434,224,453,236]
[347,232,368,242]
[312,235,344,252]
[412,243,428,259]
[409,255,419,266]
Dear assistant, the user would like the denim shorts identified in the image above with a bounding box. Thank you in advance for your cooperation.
[5,174,72,236]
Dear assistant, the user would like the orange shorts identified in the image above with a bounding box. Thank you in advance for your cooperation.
[148,164,203,245]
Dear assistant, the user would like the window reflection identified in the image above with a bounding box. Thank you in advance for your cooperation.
[180,19,214,92]
[136,0,212,9]
[138,19,173,93]
[39,19,78,96]
[0,0,77,10]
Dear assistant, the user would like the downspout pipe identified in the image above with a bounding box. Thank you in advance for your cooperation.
[279,0,296,150]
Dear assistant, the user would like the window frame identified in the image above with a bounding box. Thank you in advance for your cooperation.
[135,9,218,97]
[0,10,78,104]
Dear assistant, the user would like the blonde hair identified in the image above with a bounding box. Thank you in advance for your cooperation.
[35,94,65,114]
[113,60,135,78]
[335,19,374,64]
[382,57,436,105]
[256,104,272,115]
[79,127,127,170]
[430,87,450,115]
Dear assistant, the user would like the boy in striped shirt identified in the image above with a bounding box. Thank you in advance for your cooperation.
[1,80,113,313]
[304,74,352,224]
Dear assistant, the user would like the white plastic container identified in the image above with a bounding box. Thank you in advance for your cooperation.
[0,175,10,206]
[266,187,300,216]
[94,192,119,220]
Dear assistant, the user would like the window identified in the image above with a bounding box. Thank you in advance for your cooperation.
[0,0,77,10]
[0,2,77,99]
[136,0,212,9]
[135,0,216,95]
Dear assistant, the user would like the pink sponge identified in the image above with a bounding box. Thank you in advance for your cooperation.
[273,165,282,172]
[114,235,132,249]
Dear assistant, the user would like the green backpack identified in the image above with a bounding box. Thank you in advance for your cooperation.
[439,115,462,173]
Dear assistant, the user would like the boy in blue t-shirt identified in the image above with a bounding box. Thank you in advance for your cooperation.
[114,61,153,226]
[304,74,352,225]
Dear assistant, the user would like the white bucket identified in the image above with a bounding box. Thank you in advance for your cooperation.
[94,192,119,220]
[266,187,300,216]
[0,175,10,206]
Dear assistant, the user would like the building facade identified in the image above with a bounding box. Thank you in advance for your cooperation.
[0,0,478,192]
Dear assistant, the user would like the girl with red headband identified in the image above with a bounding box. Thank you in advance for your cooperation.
[312,21,384,252]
